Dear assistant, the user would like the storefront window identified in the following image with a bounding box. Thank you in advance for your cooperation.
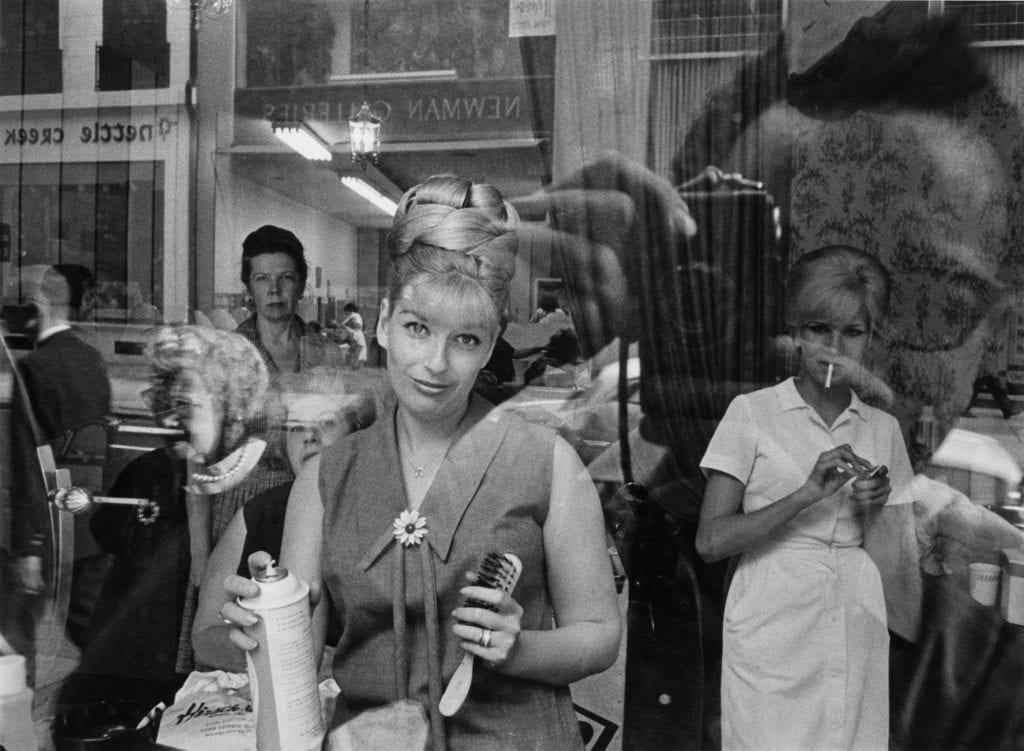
[0,161,165,321]
[97,0,170,90]
[0,0,61,95]
[651,0,782,56]
[243,0,337,87]
[350,0,522,78]
[6,2,1024,750]
[241,0,525,88]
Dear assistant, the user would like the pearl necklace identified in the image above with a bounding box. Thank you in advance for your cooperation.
[190,440,255,485]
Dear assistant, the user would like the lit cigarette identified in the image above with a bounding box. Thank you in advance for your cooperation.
[825,363,834,389]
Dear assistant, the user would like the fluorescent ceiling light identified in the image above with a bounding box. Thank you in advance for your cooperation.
[272,122,332,161]
[329,70,457,83]
[341,176,398,216]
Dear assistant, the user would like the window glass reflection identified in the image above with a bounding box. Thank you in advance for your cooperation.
[2,2,1024,749]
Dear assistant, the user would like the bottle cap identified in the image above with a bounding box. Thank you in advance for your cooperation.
[0,654,27,696]
[254,560,288,584]
[239,564,308,610]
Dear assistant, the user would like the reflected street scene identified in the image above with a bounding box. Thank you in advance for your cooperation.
[3,1,1024,749]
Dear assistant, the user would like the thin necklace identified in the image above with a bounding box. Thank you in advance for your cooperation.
[397,416,454,481]
[406,455,431,480]
[402,441,451,480]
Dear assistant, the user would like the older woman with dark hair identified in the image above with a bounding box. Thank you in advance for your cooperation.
[236,224,342,375]
[232,225,343,501]
[236,224,308,374]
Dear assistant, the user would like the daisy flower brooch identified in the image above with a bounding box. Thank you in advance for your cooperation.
[393,509,428,547]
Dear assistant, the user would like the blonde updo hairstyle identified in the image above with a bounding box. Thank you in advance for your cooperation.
[386,175,519,333]
[785,245,891,337]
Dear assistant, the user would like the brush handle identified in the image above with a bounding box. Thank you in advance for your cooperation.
[439,652,475,717]
[439,552,523,717]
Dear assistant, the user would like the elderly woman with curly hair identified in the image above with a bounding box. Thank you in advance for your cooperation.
[58,326,273,710]
[155,326,296,675]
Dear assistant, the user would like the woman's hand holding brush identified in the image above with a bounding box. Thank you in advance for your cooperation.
[441,552,523,716]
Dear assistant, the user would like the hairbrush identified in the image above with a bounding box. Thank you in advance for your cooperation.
[439,551,523,717]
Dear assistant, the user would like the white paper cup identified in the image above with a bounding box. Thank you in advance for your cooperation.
[969,562,1001,606]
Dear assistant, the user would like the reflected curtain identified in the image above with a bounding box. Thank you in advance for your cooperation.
[533,8,786,750]
[644,184,783,503]
[645,41,788,517]
[649,56,746,180]
[552,0,652,176]
[983,47,1024,110]
[535,8,788,512]
[676,40,787,186]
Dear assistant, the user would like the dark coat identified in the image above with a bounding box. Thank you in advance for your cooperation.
[10,328,111,557]
[81,448,189,684]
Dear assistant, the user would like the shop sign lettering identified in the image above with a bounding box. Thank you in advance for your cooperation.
[261,96,520,124]
[262,100,393,125]
[237,76,554,142]
[3,116,176,147]
[3,127,64,145]
[407,96,520,122]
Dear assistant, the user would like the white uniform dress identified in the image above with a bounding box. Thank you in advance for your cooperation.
[701,378,913,751]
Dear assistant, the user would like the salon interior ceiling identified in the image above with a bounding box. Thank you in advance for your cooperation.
[230,142,550,230]
[229,152,398,229]
[374,143,551,206]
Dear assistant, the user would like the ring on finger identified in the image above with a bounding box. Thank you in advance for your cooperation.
[478,627,492,649]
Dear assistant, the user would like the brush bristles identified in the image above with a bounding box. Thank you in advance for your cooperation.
[465,552,522,611]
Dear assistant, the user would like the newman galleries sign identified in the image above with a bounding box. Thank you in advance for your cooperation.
[234,77,554,143]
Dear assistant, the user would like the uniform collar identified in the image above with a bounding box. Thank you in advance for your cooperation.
[778,376,868,421]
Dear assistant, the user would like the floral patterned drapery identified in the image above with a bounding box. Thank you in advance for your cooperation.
[783,82,1024,440]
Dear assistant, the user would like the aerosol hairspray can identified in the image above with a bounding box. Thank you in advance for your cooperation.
[238,561,324,750]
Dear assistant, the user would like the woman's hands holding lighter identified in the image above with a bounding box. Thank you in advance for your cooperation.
[451,572,524,669]
[803,445,888,505]
[851,464,890,508]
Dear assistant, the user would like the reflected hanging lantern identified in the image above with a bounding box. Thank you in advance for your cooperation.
[166,0,233,29]
[348,102,381,169]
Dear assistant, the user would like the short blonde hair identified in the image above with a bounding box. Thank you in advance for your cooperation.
[786,245,891,333]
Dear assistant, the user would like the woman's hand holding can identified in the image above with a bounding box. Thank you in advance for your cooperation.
[219,550,272,651]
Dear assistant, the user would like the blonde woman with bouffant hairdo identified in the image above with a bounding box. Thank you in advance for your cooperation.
[220,174,621,750]
[386,175,520,330]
